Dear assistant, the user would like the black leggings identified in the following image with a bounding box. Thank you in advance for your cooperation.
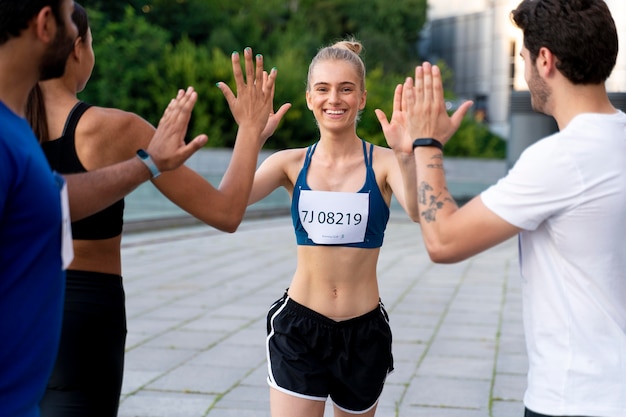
[40,270,127,417]
[525,408,589,417]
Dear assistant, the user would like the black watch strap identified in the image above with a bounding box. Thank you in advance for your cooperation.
[412,138,443,150]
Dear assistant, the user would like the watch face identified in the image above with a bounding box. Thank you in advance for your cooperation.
[137,149,149,159]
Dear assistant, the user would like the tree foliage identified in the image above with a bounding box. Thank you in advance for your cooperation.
[80,0,505,158]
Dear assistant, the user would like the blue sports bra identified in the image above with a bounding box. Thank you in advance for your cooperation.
[291,140,390,248]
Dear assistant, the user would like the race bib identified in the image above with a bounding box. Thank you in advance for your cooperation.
[298,190,369,244]
[53,173,74,269]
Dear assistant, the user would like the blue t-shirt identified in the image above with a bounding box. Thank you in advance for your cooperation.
[0,101,64,417]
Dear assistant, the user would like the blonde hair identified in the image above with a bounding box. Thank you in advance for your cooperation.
[306,38,366,92]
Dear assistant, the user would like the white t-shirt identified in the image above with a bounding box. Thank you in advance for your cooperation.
[481,111,626,416]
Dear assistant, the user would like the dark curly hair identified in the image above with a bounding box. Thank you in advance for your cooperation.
[511,0,618,85]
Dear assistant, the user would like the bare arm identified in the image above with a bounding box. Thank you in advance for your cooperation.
[65,87,207,221]
[402,63,520,263]
[247,149,300,206]
[154,48,290,231]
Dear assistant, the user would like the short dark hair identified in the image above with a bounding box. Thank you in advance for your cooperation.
[0,0,63,45]
[511,0,618,84]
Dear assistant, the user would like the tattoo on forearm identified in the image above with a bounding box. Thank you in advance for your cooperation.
[418,181,455,223]
[427,154,444,170]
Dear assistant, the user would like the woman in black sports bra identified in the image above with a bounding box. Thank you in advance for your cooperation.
[248,39,421,417]
[25,4,288,417]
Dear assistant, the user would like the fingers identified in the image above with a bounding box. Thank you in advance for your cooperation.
[254,52,264,87]
[392,83,403,116]
[264,67,277,98]
[231,50,244,88]
[185,134,209,151]
[421,61,433,106]
[274,102,291,119]
[451,100,474,128]
[374,108,389,128]
[402,76,415,112]
[160,87,195,126]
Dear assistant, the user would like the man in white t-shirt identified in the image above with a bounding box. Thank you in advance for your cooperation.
[376,0,626,416]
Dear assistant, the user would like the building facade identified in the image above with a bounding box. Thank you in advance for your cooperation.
[421,0,626,161]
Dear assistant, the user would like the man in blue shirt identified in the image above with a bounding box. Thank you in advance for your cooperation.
[0,1,207,415]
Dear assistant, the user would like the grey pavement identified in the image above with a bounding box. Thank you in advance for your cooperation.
[118,210,526,417]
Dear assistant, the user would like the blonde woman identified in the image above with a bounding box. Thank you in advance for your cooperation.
[248,39,419,417]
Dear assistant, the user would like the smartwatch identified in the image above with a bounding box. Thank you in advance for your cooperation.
[412,138,443,151]
[136,149,161,178]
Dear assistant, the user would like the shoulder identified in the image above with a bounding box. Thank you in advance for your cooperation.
[262,147,308,168]
[78,106,153,141]
[74,106,155,167]
[368,143,398,172]
[257,147,310,187]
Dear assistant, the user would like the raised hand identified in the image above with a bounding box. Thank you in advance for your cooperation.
[147,87,208,172]
[375,83,413,154]
[217,47,289,147]
[403,62,473,146]
[260,69,291,141]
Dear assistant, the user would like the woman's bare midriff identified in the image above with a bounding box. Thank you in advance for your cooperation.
[68,236,122,275]
[287,245,382,321]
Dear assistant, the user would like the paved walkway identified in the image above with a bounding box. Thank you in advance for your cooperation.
[118,211,526,417]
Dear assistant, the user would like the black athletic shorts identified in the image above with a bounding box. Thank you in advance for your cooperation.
[266,292,393,414]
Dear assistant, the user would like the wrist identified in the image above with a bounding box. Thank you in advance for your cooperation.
[412,138,443,151]
[136,149,161,178]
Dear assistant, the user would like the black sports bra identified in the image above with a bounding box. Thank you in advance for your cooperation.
[41,102,124,240]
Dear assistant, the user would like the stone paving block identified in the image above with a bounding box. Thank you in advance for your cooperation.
[222,324,266,347]
[124,346,198,372]
[492,373,527,402]
[142,328,226,351]
[397,406,486,417]
[492,400,525,417]
[146,364,246,394]
[442,310,501,327]
[378,381,406,411]
[417,356,494,380]
[496,351,528,375]
[120,370,162,395]
[126,317,181,338]
[216,383,270,410]
[139,304,208,322]
[188,343,265,370]
[498,334,528,355]
[391,340,428,363]
[206,408,269,417]
[403,376,491,410]
[392,326,435,345]
[118,391,215,417]
[387,360,419,386]
[428,338,496,359]
[181,315,251,333]
[436,323,498,342]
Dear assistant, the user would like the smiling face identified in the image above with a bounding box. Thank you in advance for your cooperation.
[306,59,367,133]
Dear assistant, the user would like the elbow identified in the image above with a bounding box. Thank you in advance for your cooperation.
[201,211,244,233]
[423,240,466,264]
[215,217,242,233]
